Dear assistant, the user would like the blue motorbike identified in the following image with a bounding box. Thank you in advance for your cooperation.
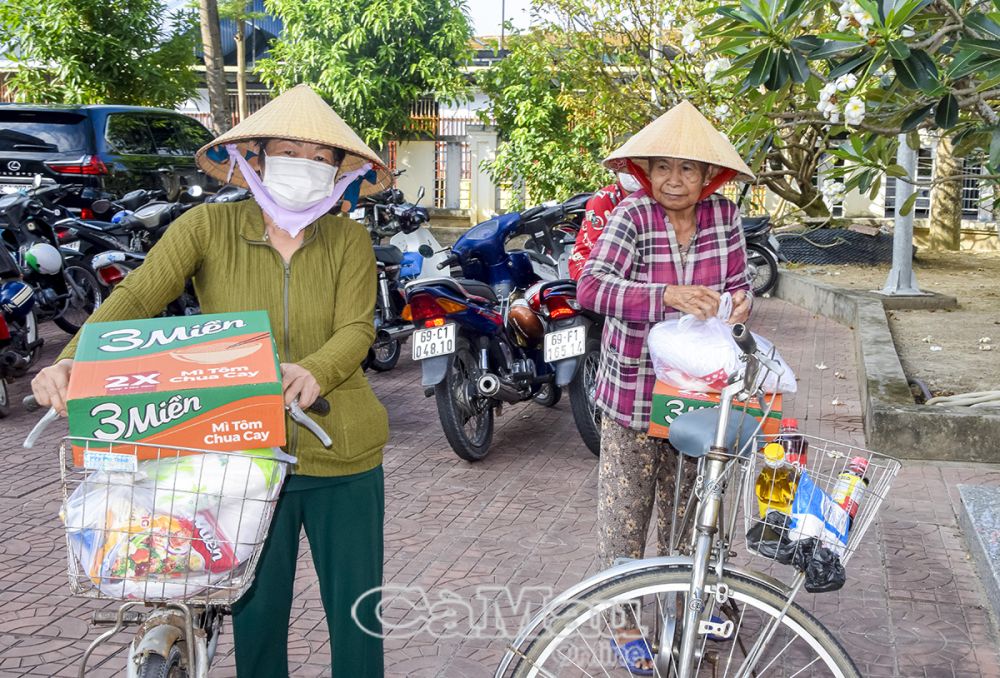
[404,202,583,461]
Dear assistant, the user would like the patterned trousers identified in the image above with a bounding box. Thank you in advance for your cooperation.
[597,418,698,570]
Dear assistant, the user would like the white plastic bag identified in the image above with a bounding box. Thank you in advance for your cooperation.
[648,293,797,393]
[62,447,292,599]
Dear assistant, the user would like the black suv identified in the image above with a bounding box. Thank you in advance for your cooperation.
[0,104,218,212]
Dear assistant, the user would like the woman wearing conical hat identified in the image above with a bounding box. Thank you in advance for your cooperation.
[577,101,754,674]
[32,84,391,676]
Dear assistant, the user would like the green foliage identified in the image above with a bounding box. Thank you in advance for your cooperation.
[477,31,620,207]
[257,0,473,147]
[0,0,199,106]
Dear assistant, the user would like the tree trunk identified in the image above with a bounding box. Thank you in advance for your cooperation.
[235,17,247,122]
[199,0,230,134]
[929,135,962,251]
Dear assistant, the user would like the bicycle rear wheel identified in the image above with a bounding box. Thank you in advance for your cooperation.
[135,644,186,678]
[508,566,859,678]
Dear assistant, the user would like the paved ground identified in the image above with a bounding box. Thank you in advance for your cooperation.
[1,298,999,676]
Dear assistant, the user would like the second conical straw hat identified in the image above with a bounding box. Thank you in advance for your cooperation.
[196,84,391,195]
[604,100,754,181]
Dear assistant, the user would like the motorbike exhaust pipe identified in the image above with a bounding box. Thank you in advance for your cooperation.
[477,373,501,397]
[477,373,526,403]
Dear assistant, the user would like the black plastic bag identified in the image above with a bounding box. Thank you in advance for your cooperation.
[746,511,847,593]
[792,539,847,593]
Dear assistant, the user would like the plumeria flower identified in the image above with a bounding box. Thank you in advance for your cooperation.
[835,73,858,91]
[844,96,866,126]
[703,58,732,84]
[663,12,676,29]
[901,25,915,38]
[681,21,701,54]
[714,103,731,120]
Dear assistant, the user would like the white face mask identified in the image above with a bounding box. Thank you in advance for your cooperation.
[617,172,642,193]
[261,155,339,211]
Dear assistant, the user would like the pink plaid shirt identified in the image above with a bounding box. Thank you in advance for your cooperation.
[577,190,751,431]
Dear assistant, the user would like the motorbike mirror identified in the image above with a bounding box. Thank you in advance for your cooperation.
[418,244,434,258]
[415,186,425,204]
[91,199,112,215]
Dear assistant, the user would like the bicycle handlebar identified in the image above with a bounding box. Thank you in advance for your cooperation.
[732,323,757,355]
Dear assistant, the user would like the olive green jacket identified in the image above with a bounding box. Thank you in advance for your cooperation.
[59,199,388,477]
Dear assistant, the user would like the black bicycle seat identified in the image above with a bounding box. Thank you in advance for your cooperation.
[669,407,761,458]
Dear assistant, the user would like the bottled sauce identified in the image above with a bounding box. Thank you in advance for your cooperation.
[831,457,870,523]
[778,418,808,469]
[755,442,799,517]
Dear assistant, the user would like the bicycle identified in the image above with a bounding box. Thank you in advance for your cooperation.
[23,395,333,678]
[496,323,901,677]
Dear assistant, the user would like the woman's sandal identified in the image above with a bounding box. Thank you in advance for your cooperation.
[610,636,655,676]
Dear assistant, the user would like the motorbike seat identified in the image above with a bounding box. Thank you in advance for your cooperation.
[408,277,498,303]
[742,215,771,234]
[455,278,497,302]
[373,245,404,266]
[79,220,124,233]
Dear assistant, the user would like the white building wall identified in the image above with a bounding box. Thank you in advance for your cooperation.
[394,141,437,202]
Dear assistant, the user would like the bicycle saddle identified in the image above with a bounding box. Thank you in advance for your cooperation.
[669,407,760,459]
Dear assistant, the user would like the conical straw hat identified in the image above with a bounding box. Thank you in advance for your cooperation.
[196,84,391,195]
[604,101,754,182]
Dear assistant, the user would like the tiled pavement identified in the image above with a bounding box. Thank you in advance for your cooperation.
[1,298,999,677]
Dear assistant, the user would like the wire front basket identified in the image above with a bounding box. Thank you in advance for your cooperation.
[59,437,292,605]
[741,433,901,573]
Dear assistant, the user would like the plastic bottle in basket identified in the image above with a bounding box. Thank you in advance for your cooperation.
[777,418,808,469]
[831,456,869,523]
[755,442,799,517]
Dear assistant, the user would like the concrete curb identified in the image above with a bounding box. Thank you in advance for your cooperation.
[774,271,1000,461]
[958,485,1000,626]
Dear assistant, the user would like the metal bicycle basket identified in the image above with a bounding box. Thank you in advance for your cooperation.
[59,437,293,605]
[741,432,901,579]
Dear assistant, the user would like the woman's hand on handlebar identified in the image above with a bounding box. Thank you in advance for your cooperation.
[663,285,720,320]
[280,363,321,410]
[31,359,74,416]
[728,290,751,325]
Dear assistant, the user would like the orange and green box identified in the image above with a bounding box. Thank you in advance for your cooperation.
[67,311,286,463]
[648,380,783,439]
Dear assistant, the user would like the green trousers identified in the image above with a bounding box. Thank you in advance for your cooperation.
[232,466,385,677]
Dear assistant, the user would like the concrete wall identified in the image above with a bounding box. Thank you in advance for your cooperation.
[394,141,436,204]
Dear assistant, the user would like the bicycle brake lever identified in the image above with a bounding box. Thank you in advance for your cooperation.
[287,400,333,449]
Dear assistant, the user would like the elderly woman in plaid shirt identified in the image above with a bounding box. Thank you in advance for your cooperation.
[578,101,756,673]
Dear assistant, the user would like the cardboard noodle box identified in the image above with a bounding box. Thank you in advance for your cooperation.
[648,380,783,439]
[67,311,286,464]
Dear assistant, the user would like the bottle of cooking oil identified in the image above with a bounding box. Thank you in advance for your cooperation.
[755,442,798,517]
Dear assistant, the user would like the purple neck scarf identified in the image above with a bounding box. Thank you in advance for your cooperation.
[227,143,373,237]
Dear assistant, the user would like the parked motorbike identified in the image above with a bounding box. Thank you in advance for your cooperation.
[0,245,42,417]
[82,187,214,316]
[743,215,781,296]
[0,186,104,334]
[403,202,582,461]
[358,185,448,372]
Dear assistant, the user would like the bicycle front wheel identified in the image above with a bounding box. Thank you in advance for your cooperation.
[509,566,859,678]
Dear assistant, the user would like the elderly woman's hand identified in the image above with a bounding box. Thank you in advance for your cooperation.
[728,290,751,325]
[280,362,321,409]
[663,285,721,320]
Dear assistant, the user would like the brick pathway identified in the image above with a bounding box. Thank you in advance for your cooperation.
[0,298,998,676]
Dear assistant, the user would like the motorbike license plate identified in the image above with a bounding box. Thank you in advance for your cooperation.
[544,326,586,363]
[412,323,456,361]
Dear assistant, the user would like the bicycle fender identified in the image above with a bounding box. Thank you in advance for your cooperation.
[420,355,452,387]
[127,624,183,678]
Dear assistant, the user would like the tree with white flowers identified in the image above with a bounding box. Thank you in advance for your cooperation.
[482,0,1000,231]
